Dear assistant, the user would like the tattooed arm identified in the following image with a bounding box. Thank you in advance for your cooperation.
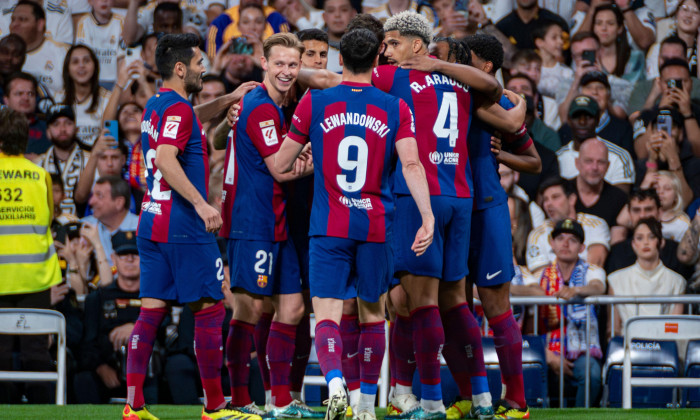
[678,211,700,265]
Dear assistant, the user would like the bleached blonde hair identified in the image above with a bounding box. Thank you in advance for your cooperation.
[383,10,432,46]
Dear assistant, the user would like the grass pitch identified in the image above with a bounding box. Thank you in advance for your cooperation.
[2,406,700,420]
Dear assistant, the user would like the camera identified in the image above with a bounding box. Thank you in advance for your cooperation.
[229,37,253,55]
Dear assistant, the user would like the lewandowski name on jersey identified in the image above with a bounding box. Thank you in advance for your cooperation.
[317,112,392,137]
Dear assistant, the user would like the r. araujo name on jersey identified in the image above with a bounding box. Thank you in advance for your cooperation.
[372,65,472,198]
[138,89,213,244]
[287,81,415,243]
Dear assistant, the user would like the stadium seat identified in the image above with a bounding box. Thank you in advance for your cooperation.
[682,340,700,408]
[0,309,67,405]
[602,337,679,408]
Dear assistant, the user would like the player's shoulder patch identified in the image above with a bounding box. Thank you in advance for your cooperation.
[259,119,278,146]
[163,120,181,139]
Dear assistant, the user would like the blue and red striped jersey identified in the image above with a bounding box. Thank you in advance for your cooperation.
[287,82,415,243]
[468,95,533,210]
[220,84,288,242]
[137,89,214,244]
[372,65,473,198]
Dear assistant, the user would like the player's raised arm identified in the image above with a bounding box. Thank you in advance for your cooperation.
[399,54,502,104]
[297,68,343,90]
[193,80,259,124]
[475,90,526,133]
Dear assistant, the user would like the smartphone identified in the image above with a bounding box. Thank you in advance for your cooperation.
[124,48,140,80]
[666,79,683,90]
[657,112,673,136]
[65,221,83,241]
[229,37,253,55]
[582,50,596,65]
[104,120,119,146]
[454,0,468,12]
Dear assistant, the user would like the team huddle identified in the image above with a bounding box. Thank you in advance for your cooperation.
[125,10,539,420]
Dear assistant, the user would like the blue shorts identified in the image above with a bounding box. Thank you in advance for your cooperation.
[393,195,472,282]
[468,203,515,287]
[290,231,310,290]
[309,236,392,303]
[138,237,224,303]
[228,238,302,296]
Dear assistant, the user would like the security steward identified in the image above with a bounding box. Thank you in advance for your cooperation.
[0,106,62,403]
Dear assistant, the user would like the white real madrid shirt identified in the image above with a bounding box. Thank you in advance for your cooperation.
[556,138,636,186]
[526,212,611,272]
[23,37,70,97]
[54,87,112,148]
[0,0,90,44]
[76,13,125,85]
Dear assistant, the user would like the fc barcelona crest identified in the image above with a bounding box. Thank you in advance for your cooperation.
[257,274,268,288]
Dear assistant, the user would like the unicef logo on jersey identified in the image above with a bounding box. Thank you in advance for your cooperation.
[429,151,459,165]
[429,151,443,165]
[339,195,373,210]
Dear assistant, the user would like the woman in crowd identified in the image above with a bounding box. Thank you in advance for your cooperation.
[592,4,644,83]
[646,0,700,79]
[55,44,111,149]
[607,218,685,335]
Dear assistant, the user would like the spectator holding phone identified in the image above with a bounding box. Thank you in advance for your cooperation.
[633,58,700,159]
[431,0,469,39]
[54,45,112,149]
[635,107,700,203]
[557,32,633,121]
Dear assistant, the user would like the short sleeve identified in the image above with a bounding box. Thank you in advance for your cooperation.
[604,154,634,185]
[372,65,396,93]
[586,265,607,288]
[521,267,540,286]
[503,124,533,154]
[287,93,312,145]
[526,228,550,272]
[246,103,283,158]
[395,99,415,142]
[586,220,611,250]
[159,102,194,153]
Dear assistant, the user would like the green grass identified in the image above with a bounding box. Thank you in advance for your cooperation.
[1,406,700,420]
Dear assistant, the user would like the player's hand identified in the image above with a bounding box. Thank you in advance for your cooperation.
[229,80,259,105]
[96,364,121,389]
[227,103,242,127]
[490,135,502,155]
[399,55,439,73]
[411,215,434,256]
[109,322,135,351]
[196,202,223,233]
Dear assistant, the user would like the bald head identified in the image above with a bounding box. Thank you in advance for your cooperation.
[576,138,609,187]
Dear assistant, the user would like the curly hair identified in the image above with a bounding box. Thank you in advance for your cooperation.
[433,36,470,65]
[463,33,504,71]
[383,11,432,46]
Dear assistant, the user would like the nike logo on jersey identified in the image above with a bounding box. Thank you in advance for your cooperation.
[486,270,502,280]
[346,352,359,358]
[407,359,416,364]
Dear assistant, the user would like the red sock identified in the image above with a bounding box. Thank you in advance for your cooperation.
[411,306,444,402]
[340,314,361,391]
[442,303,487,399]
[226,319,255,407]
[194,302,226,411]
[489,310,525,408]
[392,315,416,387]
[389,321,396,388]
[315,320,343,378]
[254,312,273,392]
[126,307,167,408]
[290,313,311,393]
[359,322,385,386]
[268,321,297,407]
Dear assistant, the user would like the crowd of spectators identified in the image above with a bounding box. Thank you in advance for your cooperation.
[2,0,700,408]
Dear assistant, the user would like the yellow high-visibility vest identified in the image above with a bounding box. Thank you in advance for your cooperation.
[0,153,61,295]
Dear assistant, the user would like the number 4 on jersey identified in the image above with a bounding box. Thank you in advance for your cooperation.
[433,92,459,147]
